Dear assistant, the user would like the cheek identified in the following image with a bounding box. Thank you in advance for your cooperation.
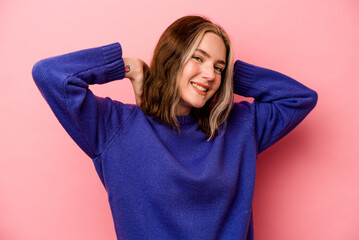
[178,62,199,90]
[181,61,199,79]
[213,77,222,92]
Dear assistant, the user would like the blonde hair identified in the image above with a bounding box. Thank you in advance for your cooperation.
[141,15,234,140]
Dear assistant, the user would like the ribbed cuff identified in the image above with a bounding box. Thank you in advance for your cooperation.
[233,60,256,96]
[102,43,125,81]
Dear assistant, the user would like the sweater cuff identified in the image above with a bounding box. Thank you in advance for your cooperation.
[233,60,256,96]
[102,43,126,81]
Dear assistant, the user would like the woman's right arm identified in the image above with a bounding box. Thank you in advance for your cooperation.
[32,43,136,159]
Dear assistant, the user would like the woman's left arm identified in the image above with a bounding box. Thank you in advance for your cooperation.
[233,60,318,153]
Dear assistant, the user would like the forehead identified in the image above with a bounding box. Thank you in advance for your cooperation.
[197,32,226,62]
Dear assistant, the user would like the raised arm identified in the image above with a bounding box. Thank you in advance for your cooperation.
[32,43,136,159]
[233,60,318,153]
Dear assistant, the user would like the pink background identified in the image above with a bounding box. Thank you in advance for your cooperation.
[1,0,358,239]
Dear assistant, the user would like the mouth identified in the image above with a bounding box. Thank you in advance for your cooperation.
[191,82,209,95]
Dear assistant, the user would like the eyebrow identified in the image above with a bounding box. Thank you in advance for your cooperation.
[195,49,226,65]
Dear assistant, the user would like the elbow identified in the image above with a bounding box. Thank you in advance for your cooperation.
[308,89,318,110]
[300,88,318,113]
[32,59,48,85]
[32,60,51,100]
[32,58,60,98]
[32,58,57,92]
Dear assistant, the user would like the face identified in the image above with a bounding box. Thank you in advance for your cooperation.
[176,32,227,116]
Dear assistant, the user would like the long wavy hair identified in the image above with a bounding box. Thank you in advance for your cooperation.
[140,15,234,140]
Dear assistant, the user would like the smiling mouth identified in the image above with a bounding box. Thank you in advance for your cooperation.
[191,82,209,95]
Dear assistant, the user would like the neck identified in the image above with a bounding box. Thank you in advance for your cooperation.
[175,100,192,116]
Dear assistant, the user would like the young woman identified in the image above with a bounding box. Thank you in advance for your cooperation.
[32,15,317,240]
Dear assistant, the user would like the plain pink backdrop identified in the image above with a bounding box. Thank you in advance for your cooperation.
[1,0,358,239]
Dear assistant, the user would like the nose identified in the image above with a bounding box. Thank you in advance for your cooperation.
[202,64,216,81]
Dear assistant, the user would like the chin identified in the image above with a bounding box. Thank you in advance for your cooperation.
[190,100,208,109]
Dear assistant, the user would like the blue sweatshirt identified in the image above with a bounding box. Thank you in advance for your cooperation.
[32,43,317,239]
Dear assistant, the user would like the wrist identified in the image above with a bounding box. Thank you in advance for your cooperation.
[123,57,141,80]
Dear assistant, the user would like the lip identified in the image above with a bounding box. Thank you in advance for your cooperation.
[191,81,210,89]
[190,81,209,96]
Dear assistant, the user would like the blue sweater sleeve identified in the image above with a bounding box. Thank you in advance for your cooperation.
[32,43,134,159]
[233,60,318,153]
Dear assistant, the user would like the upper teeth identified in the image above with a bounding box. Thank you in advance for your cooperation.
[192,83,208,92]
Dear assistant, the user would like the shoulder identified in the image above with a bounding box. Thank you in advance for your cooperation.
[97,97,141,127]
[229,101,254,119]
[226,101,256,132]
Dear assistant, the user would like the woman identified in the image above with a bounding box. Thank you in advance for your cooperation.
[32,15,317,240]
